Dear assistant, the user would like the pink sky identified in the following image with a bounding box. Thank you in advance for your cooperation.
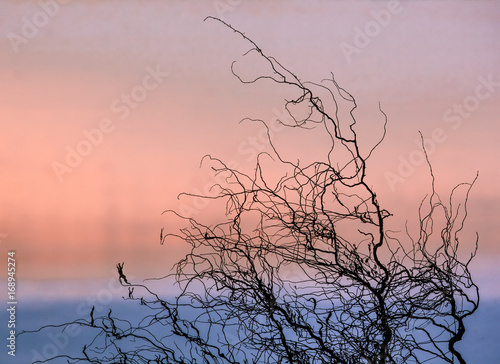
[0,1,499,298]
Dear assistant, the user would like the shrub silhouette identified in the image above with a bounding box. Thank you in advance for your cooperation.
[27,17,479,364]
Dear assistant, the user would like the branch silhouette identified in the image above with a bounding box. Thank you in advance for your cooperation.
[24,18,479,364]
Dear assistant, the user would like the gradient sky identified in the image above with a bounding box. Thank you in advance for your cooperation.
[0,0,499,300]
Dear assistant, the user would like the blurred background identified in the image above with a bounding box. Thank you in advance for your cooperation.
[0,0,499,362]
